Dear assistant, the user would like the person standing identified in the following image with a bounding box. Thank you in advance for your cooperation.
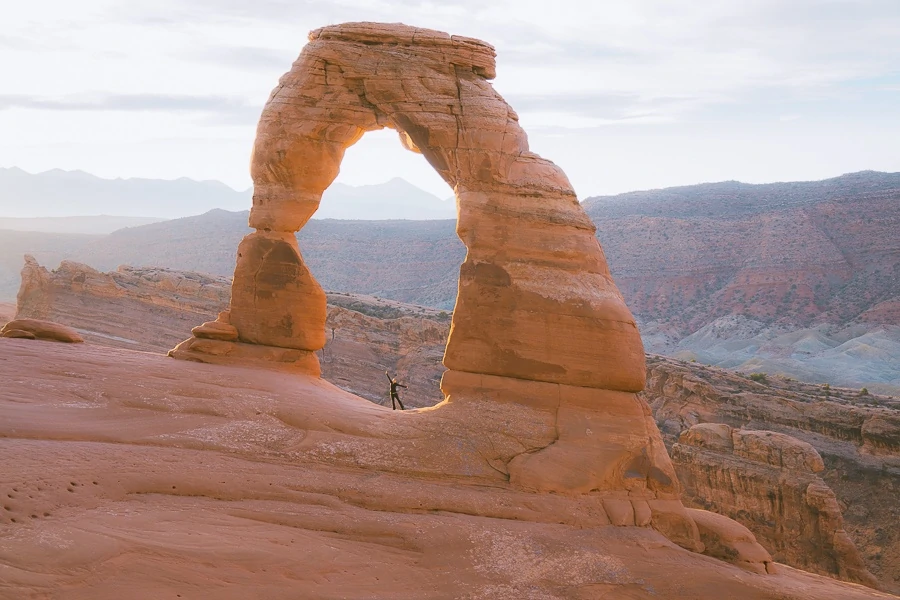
[385,371,407,410]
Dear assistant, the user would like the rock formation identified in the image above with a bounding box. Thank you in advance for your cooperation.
[0,318,83,343]
[14,257,448,406]
[674,423,878,587]
[1,340,894,599]
[171,22,693,543]
[16,255,230,353]
[170,21,645,391]
[643,354,900,591]
[15,255,900,585]
[6,23,891,595]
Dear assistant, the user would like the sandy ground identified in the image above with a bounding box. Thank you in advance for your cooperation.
[0,339,895,600]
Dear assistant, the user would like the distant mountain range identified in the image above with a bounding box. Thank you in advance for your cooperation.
[0,215,168,234]
[0,168,454,222]
[1,170,898,391]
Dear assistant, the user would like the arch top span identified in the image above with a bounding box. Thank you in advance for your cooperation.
[174,21,646,394]
[309,22,498,79]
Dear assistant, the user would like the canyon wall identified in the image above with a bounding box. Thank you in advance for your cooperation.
[643,355,900,591]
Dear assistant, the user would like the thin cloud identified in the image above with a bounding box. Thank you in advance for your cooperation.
[508,92,705,122]
[0,93,260,123]
[183,45,297,71]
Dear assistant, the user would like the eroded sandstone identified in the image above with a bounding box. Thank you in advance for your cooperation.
[169,22,694,543]
[674,423,879,587]
[644,354,900,590]
[1,340,895,599]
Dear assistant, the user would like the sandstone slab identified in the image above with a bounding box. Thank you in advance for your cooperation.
[1,341,893,599]
[1,318,83,343]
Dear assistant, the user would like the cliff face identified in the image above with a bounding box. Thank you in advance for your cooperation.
[16,255,230,353]
[673,423,877,587]
[585,172,900,335]
[642,355,900,592]
[15,257,449,407]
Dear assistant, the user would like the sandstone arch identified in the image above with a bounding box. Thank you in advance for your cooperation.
[174,22,645,393]
[169,22,736,554]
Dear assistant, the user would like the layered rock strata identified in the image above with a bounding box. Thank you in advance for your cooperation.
[643,354,900,591]
[170,22,703,552]
[15,257,449,407]
[16,255,230,353]
[674,424,878,588]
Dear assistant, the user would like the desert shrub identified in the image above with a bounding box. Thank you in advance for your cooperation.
[859,387,869,396]
[749,373,768,383]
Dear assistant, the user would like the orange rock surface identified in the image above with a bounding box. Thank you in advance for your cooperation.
[0,318,83,343]
[674,423,881,588]
[1,340,894,599]
[170,23,683,542]
[170,23,684,536]
[174,21,645,392]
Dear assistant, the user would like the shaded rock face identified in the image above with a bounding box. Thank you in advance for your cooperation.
[642,355,900,592]
[674,424,879,588]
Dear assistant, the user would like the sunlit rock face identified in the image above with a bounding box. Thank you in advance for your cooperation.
[170,22,699,547]
[173,21,644,392]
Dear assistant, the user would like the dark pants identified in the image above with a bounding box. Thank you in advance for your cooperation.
[391,393,405,411]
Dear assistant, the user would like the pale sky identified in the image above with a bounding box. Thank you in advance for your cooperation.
[2,0,899,199]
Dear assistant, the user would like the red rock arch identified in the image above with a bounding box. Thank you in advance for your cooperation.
[175,22,646,393]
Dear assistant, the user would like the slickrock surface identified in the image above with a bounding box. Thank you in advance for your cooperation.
[1,339,895,599]
[674,424,879,587]
[643,355,900,591]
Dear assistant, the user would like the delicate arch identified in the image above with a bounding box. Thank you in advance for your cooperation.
[175,22,646,392]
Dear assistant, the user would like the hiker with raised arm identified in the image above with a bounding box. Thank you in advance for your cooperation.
[385,371,407,411]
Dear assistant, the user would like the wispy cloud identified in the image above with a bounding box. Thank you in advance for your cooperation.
[179,45,297,71]
[0,93,260,124]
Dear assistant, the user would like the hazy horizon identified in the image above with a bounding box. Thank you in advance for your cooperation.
[3,1,899,199]
[3,164,898,198]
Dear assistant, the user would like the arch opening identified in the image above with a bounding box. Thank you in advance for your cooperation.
[171,21,647,396]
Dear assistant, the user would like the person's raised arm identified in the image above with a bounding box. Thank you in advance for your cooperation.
[385,371,393,382]
[397,383,407,389]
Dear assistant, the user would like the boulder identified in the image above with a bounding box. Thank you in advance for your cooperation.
[0,319,83,343]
